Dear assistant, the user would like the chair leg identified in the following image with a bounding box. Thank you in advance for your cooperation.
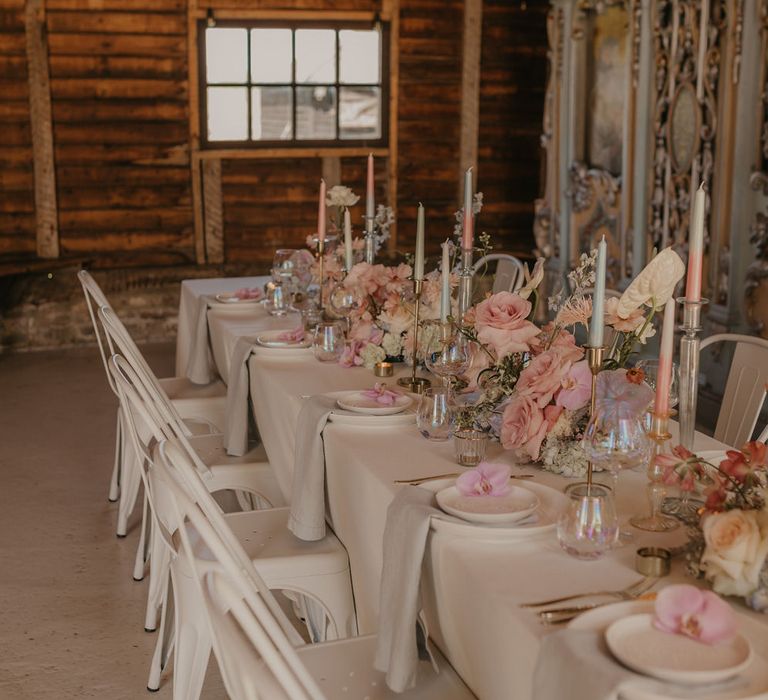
[133,493,151,581]
[108,410,122,503]
[170,571,211,700]
[145,527,170,631]
[116,437,141,538]
[148,573,174,692]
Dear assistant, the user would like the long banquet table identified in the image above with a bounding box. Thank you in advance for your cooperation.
[182,281,768,700]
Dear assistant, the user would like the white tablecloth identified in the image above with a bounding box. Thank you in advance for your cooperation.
[175,275,270,376]
[202,312,768,700]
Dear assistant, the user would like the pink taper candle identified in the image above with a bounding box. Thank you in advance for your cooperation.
[318,178,326,243]
[461,167,474,250]
[366,153,375,220]
[685,183,705,301]
[654,298,676,416]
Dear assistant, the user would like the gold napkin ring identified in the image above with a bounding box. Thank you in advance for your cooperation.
[635,547,671,577]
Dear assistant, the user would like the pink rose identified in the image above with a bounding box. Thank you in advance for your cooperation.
[500,397,561,461]
[556,360,592,410]
[474,292,540,358]
[516,350,571,408]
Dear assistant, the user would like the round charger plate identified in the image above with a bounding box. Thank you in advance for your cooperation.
[214,293,263,305]
[336,390,412,415]
[256,330,311,349]
[435,484,539,524]
[569,603,768,700]
[328,409,416,426]
[421,478,567,539]
[605,613,752,686]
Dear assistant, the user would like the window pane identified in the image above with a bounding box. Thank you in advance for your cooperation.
[207,87,248,141]
[296,86,336,140]
[251,87,293,140]
[295,29,336,83]
[339,30,380,84]
[339,87,381,140]
[206,28,248,84]
[251,28,292,83]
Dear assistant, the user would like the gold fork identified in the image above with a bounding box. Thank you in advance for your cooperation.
[394,473,535,485]
[520,577,655,609]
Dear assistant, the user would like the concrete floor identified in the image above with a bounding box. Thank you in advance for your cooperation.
[0,343,227,699]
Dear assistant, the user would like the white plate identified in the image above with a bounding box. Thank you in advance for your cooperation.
[422,478,567,539]
[606,613,753,686]
[214,293,263,306]
[435,484,539,524]
[336,390,412,415]
[328,409,416,426]
[256,330,311,349]
[570,603,768,700]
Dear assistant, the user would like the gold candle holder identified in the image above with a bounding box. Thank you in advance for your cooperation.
[397,278,431,394]
[317,238,326,314]
[374,361,394,377]
[629,411,679,532]
[585,345,605,486]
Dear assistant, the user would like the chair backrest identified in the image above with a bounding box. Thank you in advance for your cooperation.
[700,333,768,446]
[472,253,525,294]
[154,439,319,700]
[757,422,768,444]
[77,269,118,396]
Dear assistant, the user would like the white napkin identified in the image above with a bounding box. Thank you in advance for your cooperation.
[533,629,745,700]
[287,396,340,541]
[224,335,259,456]
[374,486,442,693]
[186,295,217,384]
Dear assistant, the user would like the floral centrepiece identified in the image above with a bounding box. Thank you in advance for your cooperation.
[662,442,768,612]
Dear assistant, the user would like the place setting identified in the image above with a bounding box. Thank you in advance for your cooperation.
[328,383,417,426]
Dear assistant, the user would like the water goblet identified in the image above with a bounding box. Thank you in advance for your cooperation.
[416,387,456,441]
[312,321,345,363]
[557,482,619,560]
[424,323,471,389]
[328,282,366,332]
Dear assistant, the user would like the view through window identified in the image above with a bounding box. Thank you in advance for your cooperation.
[201,23,386,146]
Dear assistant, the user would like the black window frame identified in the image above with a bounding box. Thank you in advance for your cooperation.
[198,19,390,150]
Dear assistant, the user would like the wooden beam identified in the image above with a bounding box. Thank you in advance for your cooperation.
[321,156,341,188]
[193,9,385,22]
[25,0,59,259]
[188,0,206,264]
[202,158,224,263]
[197,147,390,160]
[458,0,482,195]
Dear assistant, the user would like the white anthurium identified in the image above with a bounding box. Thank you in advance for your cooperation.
[517,257,545,300]
[326,185,360,208]
[616,247,685,316]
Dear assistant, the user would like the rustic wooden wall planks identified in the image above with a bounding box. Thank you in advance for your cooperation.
[0,0,546,274]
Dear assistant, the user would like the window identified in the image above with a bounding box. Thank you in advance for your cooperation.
[200,21,388,147]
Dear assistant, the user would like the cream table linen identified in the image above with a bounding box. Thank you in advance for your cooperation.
[243,351,768,700]
[175,275,270,376]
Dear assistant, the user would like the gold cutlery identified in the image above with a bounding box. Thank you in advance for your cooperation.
[394,473,535,485]
[521,576,657,609]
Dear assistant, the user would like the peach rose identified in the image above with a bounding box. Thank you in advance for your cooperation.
[474,292,540,359]
[701,509,768,597]
[516,350,571,408]
[500,397,561,461]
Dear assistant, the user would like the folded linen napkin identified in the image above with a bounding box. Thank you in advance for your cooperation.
[374,486,445,693]
[532,628,745,700]
[287,395,342,541]
[224,335,259,457]
[186,295,217,384]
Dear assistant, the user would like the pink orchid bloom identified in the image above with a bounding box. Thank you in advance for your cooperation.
[339,341,364,368]
[234,287,263,300]
[455,461,512,497]
[556,360,592,410]
[277,327,305,343]
[361,383,399,406]
[653,584,738,645]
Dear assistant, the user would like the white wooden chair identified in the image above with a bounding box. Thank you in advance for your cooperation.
[699,333,768,446]
[156,440,474,700]
[472,253,525,294]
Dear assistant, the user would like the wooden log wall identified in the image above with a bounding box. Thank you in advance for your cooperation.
[0,0,546,274]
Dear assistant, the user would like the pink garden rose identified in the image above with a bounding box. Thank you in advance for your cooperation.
[530,324,584,364]
[474,292,540,359]
[516,350,572,408]
[500,396,562,461]
[556,360,592,410]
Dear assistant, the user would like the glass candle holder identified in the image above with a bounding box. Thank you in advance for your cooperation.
[557,483,618,560]
[453,429,489,466]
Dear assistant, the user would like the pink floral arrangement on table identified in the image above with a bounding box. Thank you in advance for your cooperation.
[653,585,738,644]
[456,248,686,478]
[361,382,400,406]
[234,287,264,300]
[659,442,768,613]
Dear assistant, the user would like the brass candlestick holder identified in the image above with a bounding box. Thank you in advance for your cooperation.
[585,345,605,487]
[629,411,679,532]
[397,278,431,394]
[317,238,326,314]
[456,247,474,323]
[363,215,376,264]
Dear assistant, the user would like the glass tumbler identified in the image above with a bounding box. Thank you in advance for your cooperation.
[557,483,619,560]
[312,321,345,362]
[416,387,455,441]
[266,280,291,316]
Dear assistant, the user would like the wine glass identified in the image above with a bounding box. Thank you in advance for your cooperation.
[312,321,345,362]
[424,323,471,389]
[272,249,298,282]
[416,387,455,441]
[582,409,651,543]
[328,283,366,332]
[557,483,619,560]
